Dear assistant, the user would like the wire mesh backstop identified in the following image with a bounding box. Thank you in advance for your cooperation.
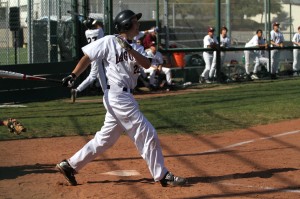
[0,0,299,72]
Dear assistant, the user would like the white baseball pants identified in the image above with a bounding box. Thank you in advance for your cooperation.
[293,49,299,71]
[254,56,269,73]
[244,50,253,75]
[201,52,214,79]
[209,51,225,78]
[270,49,280,74]
[143,67,157,86]
[143,67,172,85]
[68,87,168,181]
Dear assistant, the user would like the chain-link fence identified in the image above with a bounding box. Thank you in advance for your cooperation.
[1,0,299,69]
[0,0,104,65]
[156,0,299,75]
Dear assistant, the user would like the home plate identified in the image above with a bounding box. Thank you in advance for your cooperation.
[101,170,141,176]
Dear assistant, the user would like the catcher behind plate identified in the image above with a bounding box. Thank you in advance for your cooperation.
[1,118,26,135]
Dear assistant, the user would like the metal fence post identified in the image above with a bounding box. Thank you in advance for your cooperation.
[164,0,169,49]
[71,0,79,60]
[27,0,32,63]
[215,0,221,82]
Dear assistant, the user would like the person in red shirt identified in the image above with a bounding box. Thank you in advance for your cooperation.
[143,27,157,50]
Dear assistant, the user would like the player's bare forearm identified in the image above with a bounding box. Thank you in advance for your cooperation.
[293,42,300,46]
[72,54,92,77]
[129,50,151,69]
[271,41,276,46]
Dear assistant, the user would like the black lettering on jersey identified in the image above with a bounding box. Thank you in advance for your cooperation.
[133,65,139,74]
[124,51,128,61]
[115,51,135,64]
[116,52,124,64]
[116,53,120,64]
[87,36,97,44]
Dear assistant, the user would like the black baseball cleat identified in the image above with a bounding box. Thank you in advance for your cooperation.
[160,172,187,187]
[56,159,77,186]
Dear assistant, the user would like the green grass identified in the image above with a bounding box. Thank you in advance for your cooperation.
[1,78,300,140]
[0,47,28,65]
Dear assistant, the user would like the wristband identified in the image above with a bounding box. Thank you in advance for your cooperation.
[127,45,133,51]
[71,73,77,79]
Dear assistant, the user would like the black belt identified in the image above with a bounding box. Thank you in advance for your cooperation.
[107,85,133,93]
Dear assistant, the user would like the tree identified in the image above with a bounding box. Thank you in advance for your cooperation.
[230,0,282,22]
[272,11,292,30]
[168,0,283,23]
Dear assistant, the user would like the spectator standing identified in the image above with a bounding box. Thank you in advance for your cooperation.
[292,26,300,76]
[270,22,284,79]
[209,26,230,81]
[200,27,218,83]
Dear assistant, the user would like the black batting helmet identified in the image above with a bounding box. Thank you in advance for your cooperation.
[114,10,142,33]
[83,18,94,29]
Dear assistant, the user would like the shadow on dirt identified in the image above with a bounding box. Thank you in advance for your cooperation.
[182,185,300,199]
[187,167,298,184]
[0,163,57,180]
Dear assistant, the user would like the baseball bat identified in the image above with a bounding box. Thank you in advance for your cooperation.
[0,70,61,83]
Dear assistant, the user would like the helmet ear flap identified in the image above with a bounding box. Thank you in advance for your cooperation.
[83,18,94,29]
[123,21,131,32]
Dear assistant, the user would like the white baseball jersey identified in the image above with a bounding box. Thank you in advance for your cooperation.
[146,50,163,66]
[270,30,284,47]
[203,35,218,54]
[220,35,230,48]
[203,35,218,48]
[133,31,146,41]
[133,29,156,42]
[292,32,300,46]
[76,28,106,93]
[245,35,266,57]
[82,35,146,90]
[245,35,261,47]
[85,28,104,44]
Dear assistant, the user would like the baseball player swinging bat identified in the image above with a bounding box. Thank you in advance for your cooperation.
[0,70,61,83]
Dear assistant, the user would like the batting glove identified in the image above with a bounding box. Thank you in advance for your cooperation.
[62,73,76,87]
[115,35,133,52]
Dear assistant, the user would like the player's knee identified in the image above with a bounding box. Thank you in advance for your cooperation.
[147,136,160,151]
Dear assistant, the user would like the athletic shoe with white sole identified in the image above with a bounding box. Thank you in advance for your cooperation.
[199,76,205,84]
[251,74,259,80]
[160,172,187,187]
[71,89,77,103]
[56,159,77,186]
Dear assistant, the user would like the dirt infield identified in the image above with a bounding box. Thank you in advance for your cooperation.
[1,119,300,199]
